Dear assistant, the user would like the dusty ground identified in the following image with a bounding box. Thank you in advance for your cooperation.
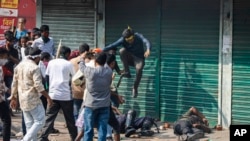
[8,111,229,141]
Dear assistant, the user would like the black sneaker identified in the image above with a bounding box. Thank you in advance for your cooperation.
[187,132,204,141]
[125,128,136,137]
[121,72,131,78]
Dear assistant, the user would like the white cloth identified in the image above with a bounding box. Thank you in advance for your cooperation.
[72,70,84,86]
[46,58,75,101]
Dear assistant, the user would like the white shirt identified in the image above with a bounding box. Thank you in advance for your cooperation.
[20,48,27,61]
[38,61,47,78]
[46,58,75,101]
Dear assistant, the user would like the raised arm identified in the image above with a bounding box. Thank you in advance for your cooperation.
[103,37,124,52]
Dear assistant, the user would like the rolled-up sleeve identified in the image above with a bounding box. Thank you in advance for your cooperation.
[10,67,18,99]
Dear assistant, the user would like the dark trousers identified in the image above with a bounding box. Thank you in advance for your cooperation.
[108,106,120,134]
[119,48,145,89]
[39,100,77,141]
[0,101,11,141]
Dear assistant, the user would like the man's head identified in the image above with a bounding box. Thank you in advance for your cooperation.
[26,47,42,65]
[84,52,95,63]
[20,36,29,47]
[106,54,116,70]
[60,46,71,59]
[17,17,26,30]
[41,52,51,62]
[40,25,49,38]
[0,48,9,66]
[4,31,15,46]
[95,52,107,66]
[79,43,90,54]
[31,27,41,40]
[122,26,135,44]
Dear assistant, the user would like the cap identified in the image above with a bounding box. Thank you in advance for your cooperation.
[92,48,102,54]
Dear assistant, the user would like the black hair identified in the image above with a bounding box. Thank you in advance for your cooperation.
[32,27,39,33]
[106,54,116,65]
[40,25,49,32]
[0,48,8,55]
[122,28,134,38]
[20,36,29,41]
[4,30,14,37]
[28,47,42,56]
[79,43,90,54]
[5,32,15,42]
[85,52,95,60]
[24,47,31,56]
[32,27,41,36]
[41,52,51,60]
[95,52,107,66]
[60,46,71,57]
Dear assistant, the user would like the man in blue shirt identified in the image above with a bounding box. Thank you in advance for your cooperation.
[31,25,56,58]
[103,26,151,98]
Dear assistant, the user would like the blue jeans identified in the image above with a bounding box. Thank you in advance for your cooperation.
[83,107,110,141]
[22,104,45,141]
[73,98,83,121]
[106,125,113,137]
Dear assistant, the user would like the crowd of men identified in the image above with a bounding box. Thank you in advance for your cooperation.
[0,17,211,141]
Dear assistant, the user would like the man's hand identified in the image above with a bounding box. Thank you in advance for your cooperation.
[10,98,17,109]
[117,95,125,104]
[144,49,150,58]
[47,97,53,108]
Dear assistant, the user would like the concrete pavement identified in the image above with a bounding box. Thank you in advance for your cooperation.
[8,111,230,141]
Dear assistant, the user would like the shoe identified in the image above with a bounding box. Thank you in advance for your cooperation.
[15,131,23,137]
[125,128,136,137]
[140,130,154,136]
[51,128,59,134]
[121,72,131,78]
[132,88,138,98]
[187,132,204,141]
[106,136,113,141]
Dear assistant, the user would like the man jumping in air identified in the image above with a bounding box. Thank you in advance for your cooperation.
[103,26,151,98]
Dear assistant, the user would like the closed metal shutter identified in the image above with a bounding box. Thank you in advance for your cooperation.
[42,0,95,50]
[232,0,250,125]
[105,0,159,117]
[160,0,220,126]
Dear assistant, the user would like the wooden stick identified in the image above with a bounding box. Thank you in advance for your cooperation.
[12,19,16,37]
[56,39,62,58]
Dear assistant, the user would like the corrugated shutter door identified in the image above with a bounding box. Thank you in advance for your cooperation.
[232,0,250,125]
[105,0,159,117]
[160,0,220,126]
[42,0,95,50]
